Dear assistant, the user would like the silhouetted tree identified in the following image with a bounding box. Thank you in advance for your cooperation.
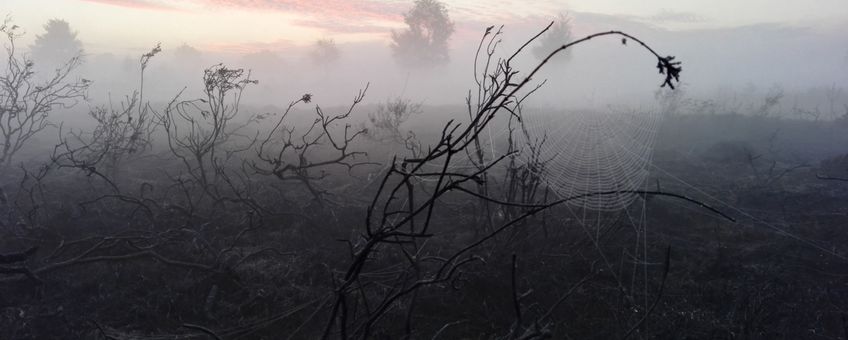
[0,19,88,170]
[157,64,256,190]
[54,44,161,183]
[390,0,455,68]
[310,38,341,65]
[367,97,422,142]
[173,43,202,65]
[533,13,573,63]
[30,19,83,71]
[241,50,283,76]
[170,43,203,82]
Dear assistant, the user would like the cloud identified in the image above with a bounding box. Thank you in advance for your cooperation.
[291,18,398,36]
[201,38,296,54]
[81,0,179,11]
[81,0,408,22]
[449,0,563,23]
[81,0,565,34]
[649,9,706,24]
[76,0,588,49]
[201,0,406,21]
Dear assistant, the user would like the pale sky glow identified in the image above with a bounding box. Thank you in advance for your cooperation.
[568,0,848,28]
[4,0,848,54]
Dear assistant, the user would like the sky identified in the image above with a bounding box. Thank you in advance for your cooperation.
[4,0,848,54]
[2,0,847,108]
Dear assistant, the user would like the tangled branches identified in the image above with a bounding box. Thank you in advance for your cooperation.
[52,44,160,184]
[0,19,89,170]
[252,88,373,202]
[318,22,699,339]
[157,64,256,191]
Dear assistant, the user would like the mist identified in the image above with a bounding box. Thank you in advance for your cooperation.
[2,1,848,338]
[52,10,841,105]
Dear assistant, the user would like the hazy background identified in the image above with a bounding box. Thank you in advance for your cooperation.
[4,0,848,111]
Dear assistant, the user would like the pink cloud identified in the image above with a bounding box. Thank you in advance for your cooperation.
[81,0,179,11]
[85,0,408,35]
[77,0,563,45]
[290,18,396,35]
[199,0,410,38]
[81,0,407,21]
[202,0,406,21]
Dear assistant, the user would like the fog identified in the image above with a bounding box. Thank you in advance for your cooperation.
[2,1,848,339]
[63,11,847,111]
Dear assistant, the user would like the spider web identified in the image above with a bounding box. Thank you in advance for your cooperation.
[509,107,663,210]
[514,106,663,320]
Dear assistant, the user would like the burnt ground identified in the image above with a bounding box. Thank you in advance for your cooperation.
[0,112,847,339]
